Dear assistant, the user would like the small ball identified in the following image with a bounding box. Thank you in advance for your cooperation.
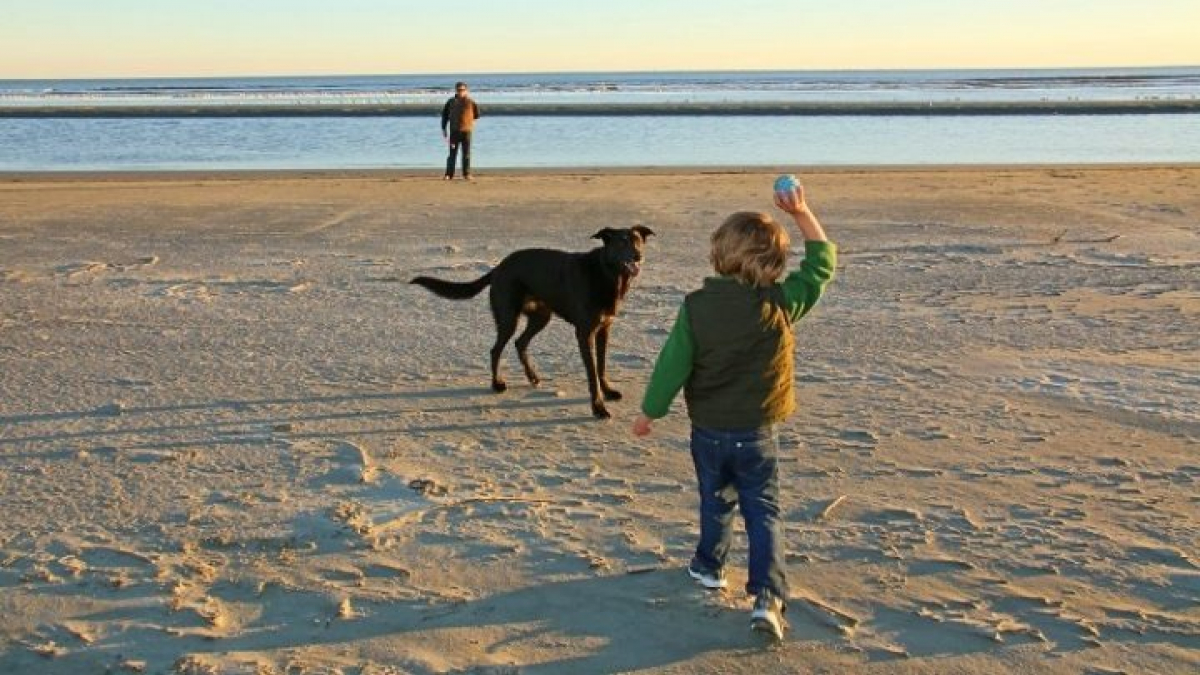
[774,174,800,193]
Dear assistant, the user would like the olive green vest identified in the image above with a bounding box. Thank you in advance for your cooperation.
[683,277,795,429]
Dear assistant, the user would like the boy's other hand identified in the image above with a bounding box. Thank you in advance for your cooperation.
[632,414,654,437]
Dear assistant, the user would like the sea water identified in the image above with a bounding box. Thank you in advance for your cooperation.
[1,68,1198,171]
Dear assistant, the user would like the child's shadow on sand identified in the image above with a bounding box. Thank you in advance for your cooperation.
[180,569,1147,672]
[12,564,1164,673]
[165,569,832,673]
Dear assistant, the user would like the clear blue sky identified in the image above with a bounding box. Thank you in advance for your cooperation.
[3,0,1197,78]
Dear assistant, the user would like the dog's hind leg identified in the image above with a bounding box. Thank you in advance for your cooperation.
[514,307,552,386]
[489,294,523,393]
[595,323,622,401]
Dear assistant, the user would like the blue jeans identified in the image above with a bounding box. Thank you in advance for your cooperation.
[689,425,788,601]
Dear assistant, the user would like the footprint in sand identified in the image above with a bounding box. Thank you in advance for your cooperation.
[55,256,159,279]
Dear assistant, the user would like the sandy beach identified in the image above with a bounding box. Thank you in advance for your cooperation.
[0,166,1197,674]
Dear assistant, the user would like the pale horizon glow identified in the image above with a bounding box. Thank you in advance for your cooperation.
[3,0,1198,79]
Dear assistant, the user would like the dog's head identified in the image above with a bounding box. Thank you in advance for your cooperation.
[592,226,655,278]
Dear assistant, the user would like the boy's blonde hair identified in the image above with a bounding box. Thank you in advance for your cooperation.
[710,212,790,287]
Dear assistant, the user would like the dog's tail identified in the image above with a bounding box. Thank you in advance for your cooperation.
[410,271,493,300]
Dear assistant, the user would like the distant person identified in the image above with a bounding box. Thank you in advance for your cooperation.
[441,81,481,180]
[631,180,837,642]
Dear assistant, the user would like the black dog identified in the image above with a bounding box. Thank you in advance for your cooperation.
[411,226,654,419]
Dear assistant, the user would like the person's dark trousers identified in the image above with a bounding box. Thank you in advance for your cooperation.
[445,130,473,178]
[689,425,788,602]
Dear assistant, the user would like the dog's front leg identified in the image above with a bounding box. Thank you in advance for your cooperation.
[575,326,610,419]
[595,324,622,401]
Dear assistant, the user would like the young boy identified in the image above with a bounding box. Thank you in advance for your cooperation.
[631,182,836,641]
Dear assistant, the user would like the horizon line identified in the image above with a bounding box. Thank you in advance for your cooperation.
[2,63,1199,82]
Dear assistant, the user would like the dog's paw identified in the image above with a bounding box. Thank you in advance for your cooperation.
[602,388,623,401]
[591,404,612,420]
[492,380,508,393]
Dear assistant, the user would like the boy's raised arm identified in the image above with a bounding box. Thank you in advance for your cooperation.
[775,186,837,320]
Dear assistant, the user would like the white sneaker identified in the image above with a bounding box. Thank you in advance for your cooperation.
[686,563,727,590]
[750,591,786,641]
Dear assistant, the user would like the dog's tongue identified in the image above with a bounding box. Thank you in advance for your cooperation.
[626,261,641,277]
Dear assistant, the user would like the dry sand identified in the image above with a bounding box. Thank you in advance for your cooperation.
[0,167,1197,674]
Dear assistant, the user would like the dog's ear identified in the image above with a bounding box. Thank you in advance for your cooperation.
[591,228,615,242]
[633,225,656,239]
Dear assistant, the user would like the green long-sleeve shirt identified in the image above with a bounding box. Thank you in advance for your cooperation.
[640,240,837,423]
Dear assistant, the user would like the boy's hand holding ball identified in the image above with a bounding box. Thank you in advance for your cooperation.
[773,174,806,214]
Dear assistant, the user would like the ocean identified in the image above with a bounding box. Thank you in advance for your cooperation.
[1,68,1198,171]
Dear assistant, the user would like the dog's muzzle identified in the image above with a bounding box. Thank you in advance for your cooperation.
[624,261,641,277]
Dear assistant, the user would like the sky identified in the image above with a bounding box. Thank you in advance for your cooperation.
[2,0,1198,79]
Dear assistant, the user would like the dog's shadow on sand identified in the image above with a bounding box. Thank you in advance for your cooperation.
[0,386,527,425]
[0,385,598,451]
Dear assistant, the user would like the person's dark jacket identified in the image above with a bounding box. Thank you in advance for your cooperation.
[441,96,480,134]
